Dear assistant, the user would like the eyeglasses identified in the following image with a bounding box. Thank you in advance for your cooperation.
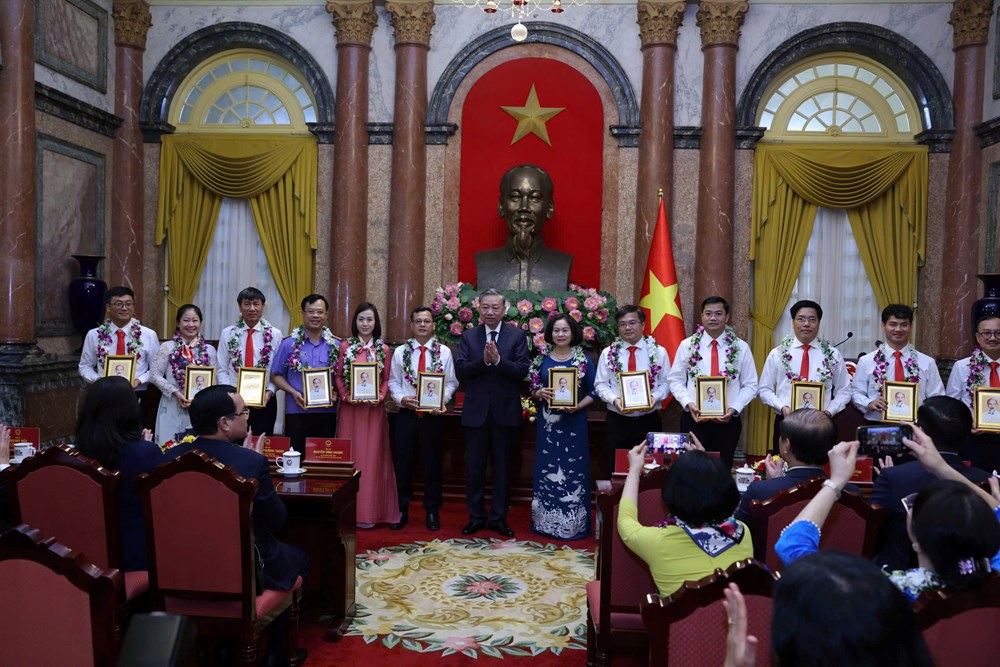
[412,319,434,325]
[794,317,818,324]
[901,492,917,514]
[226,410,251,419]
[110,301,134,309]
[618,320,641,329]
[977,330,1000,340]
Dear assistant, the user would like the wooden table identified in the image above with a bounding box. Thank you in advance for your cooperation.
[274,470,359,642]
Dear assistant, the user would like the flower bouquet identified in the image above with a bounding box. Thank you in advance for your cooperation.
[160,434,196,454]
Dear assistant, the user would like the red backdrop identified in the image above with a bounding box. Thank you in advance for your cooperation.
[458,58,604,289]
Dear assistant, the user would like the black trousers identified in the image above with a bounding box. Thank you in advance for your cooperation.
[284,411,337,452]
[465,411,519,524]
[393,409,444,513]
[247,394,278,438]
[603,410,663,478]
[680,411,742,468]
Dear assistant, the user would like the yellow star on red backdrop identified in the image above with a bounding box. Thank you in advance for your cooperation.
[639,271,682,332]
[500,85,565,146]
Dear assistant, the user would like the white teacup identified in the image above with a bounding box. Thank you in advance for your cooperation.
[12,443,37,464]
[735,465,755,492]
[276,449,302,473]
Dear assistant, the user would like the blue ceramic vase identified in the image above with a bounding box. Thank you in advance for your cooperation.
[69,254,107,341]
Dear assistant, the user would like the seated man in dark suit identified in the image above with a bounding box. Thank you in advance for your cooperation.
[871,395,991,570]
[735,408,856,522]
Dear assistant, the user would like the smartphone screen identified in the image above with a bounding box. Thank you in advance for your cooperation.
[647,432,690,453]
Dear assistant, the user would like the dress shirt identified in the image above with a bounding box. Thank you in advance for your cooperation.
[271,334,337,415]
[216,322,283,394]
[484,324,503,365]
[851,345,944,421]
[758,336,852,416]
[388,338,459,405]
[945,353,1000,410]
[78,319,161,390]
[594,337,671,416]
[667,332,758,415]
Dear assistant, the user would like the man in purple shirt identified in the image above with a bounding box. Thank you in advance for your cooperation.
[271,294,340,450]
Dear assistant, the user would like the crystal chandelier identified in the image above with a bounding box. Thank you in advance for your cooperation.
[458,0,584,42]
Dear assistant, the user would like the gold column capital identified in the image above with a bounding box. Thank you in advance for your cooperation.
[696,0,750,48]
[950,0,994,49]
[386,0,437,48]
[327,0,378,47]
[636,0,686,48]
[112,0,152,50]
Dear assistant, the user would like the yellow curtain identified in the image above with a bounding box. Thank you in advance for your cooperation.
[746,143,928,455]
[156,134,318,325]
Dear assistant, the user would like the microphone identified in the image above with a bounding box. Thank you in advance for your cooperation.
[832,331,854,347]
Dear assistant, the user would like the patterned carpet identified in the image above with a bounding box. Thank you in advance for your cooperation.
[346,537,595,659]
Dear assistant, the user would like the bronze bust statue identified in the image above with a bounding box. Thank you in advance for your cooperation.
[475,164,573,292]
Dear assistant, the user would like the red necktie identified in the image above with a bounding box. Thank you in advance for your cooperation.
[894,350,904,381]
[244,328,255,367]
[116,330,125,355]
[990,362,999,388]
[418,345,427,372]
[710,340,720,376]
[627,346,637,372]
[799,344,811,379]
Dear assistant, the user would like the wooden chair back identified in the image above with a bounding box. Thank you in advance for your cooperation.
[915,573,1000,667]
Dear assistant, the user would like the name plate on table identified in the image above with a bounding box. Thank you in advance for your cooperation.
[305,437,353,465]
[9,427,40,447]
[823,457,874,484]
[261,436,290,462]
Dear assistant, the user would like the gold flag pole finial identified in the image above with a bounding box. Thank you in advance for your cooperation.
[657,188,664,200]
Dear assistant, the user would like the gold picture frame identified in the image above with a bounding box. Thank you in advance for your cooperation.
[548,367,579,408]
[695,376,727,418]
[302,368,333,408]
[184,366,215,402]
[882,380,917,423]
[618,370,653,412]
[416,372,446,412]
[104,355,136,382]
[350,361,378,403]
[237,366,267,408]
[791,381,825,412]
[974,387,1000,432]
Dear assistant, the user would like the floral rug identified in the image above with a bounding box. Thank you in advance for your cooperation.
[346,537,594,659]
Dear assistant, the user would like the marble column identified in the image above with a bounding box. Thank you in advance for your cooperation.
[940,0,994,358]
[111,0,153,290]
[693,0,748,304]
[327,0,378,332]
[0,0,39,357]
[385,0,436,341]
[633,1,685,296]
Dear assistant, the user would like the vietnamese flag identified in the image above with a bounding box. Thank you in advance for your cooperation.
[639,195,686,368]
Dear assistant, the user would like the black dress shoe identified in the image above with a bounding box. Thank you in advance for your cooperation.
[461,521,485,535]
[489,522,515,538]
[390,510,408,530]
[426,512,441,531]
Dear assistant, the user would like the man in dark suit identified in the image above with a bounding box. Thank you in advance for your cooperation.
[735,408,856,522]
[456,289,530,537]
[871,395,991,570]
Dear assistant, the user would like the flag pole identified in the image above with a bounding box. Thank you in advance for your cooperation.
[658,188,663,201]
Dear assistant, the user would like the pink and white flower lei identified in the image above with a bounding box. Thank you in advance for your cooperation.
[286,326,340,372]
[401,338,443,387]
[965,345,990,402]
[529,345,588,392]
[779,335,836,385]
[95,319,144,365]
[168,332,211,388]
[340,337,388,389]
[607,337,662,391]
[871,344,921,390]
[225,317,275,374]
[686,325,740,381]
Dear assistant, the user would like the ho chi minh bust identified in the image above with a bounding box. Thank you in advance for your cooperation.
[475,164,573,292]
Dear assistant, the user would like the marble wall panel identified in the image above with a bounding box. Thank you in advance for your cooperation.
[732,149,754,339]
[916,152,949,358]
[314,143,334,297]
[364,144,392,328]
[671,149,700,333]
[142,142,166,336]
[35,0,114,112]
[988,10,1000,120]
[425,144,446,304]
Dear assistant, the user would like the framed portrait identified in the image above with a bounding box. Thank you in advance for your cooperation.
[882,380,917,423]
[237,367,267,408]
[351,361,378,403]
[302,368,332,408]
[184,366,215,402]
[791,381,825,412]
[548,367,578,408]
[103,355,135,382]
[696,376,727,418]
[974,387,1000,432]
[416,372,446,412]
[618,370,653,412]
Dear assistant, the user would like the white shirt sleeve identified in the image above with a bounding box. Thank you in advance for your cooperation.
[216,325,237,386]
[388,344,408,405]
[730,340,759,415]
[78,327,101,383]
[826,348,852,416]
[667,337,695,408]
[758,347,784,413]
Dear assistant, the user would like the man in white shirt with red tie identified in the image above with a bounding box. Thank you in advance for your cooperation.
[853,304,944,423]
[388,306,458,531]
[946,313,1000,472]
[594,304,671,476]
[758,299,852,451]
[217,287,283,437]
[667,296,758,468]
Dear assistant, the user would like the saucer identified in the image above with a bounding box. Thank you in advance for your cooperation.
[279,467,306,477]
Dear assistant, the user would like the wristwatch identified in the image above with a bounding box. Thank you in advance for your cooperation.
[822,479,842,500]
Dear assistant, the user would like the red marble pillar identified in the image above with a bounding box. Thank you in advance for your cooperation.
[111,0,153,290]
[385,0,435,341]
[633,1,685,297]
[940,0,994,358]
[327,1,378,333]
[693,0,748,304]
[0,0,38,352]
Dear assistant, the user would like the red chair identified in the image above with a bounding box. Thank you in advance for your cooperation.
[0,524,121,667]
[915,573,1000,667]
[136,450,302,667]
[641,559,776,667]
[747,477,885,571]
[587,467,669,667]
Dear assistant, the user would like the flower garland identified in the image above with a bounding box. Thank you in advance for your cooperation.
[870,344,921,391]
[779,336,836,385]
[964,345,991,402]
[401,338,443,387]
[286,326,340,372]
[607,337,663,391]
[686,325,740,381]
[160,433,196,454]
[225,317,275,374]
[528,345,589,392]
[340,337,388,390]
[95,319,145,365]
[168,332,211,388]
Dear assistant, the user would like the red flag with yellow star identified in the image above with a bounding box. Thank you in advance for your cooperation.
[639,196,686,368]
